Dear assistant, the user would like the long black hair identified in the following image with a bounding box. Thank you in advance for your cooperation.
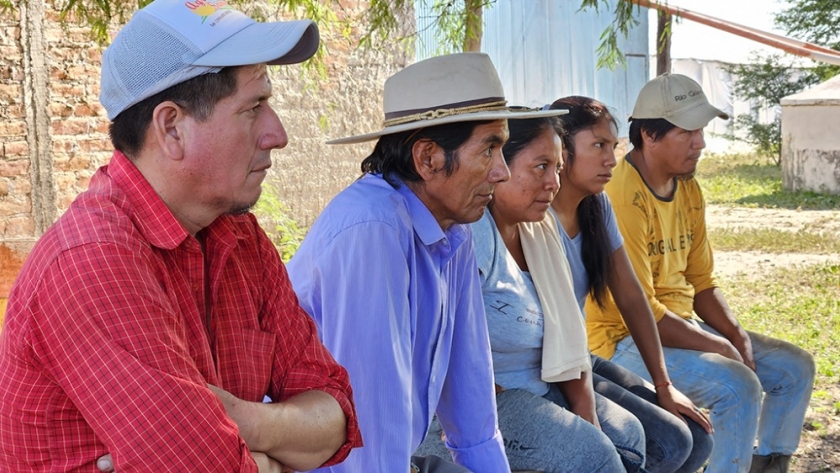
[549,96,617,308]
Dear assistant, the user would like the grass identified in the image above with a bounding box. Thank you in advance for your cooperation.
[697,152,840,470]
[696,153,840,210]
[721,263,840,384]
[708,227,840,254]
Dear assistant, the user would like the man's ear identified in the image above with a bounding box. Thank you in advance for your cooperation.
[150,101,188,161]
[411,138,446,181]
[641,128,657,148]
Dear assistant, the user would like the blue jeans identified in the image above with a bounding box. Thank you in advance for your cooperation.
[415,384,645,472]
[610,322,814,473]
[592,355,714,473]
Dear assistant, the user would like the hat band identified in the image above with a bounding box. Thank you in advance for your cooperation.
[382,99,508,127]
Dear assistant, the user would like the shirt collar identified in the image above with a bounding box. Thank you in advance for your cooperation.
[392,176,469,258]
[107,151,190,250]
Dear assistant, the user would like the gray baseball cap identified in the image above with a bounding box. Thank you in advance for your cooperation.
[630,73,728,131]
[100,0,319,120]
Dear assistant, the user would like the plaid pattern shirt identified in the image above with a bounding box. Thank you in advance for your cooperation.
[0,151,360,471]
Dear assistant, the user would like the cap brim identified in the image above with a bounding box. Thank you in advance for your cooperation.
[666,102,729,131]
[327,108,569,145]
[193,20,319,67]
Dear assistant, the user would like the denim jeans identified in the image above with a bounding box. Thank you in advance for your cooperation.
[610,322,814,473]
[592,355,714,473]
[415,384,645,472]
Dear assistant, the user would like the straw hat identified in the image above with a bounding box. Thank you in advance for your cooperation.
[328,52,567,145]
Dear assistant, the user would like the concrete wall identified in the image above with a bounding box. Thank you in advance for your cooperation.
[781,103,840,195]
[0,1,412,322]
[781,75,840,196]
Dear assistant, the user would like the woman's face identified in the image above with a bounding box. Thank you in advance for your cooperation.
[492,128,563,224]
[563,117,619,196]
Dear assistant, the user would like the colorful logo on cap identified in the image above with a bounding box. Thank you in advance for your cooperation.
[185,0,232,23]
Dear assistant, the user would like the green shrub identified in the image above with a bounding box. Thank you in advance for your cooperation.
[254,184,306,262]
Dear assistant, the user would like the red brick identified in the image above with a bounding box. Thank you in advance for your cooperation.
[51,118,89,135]
[0,159,28,177]
[77,138,110,153]
[76,174,91,190]
[0,83,21,98]
[67,155,91,171]
[73,103,97,117]
[3,141,28,157]
[50,103,74,117]
[1,215,36,238]
[0,46,20,61]
[0,197,30,215]
[50,83,85,97]
[94,120,110,134]
[12,176,31,194]
[6,104,22,118]
[51,139,74,154]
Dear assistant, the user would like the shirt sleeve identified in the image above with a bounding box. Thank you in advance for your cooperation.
[435,234,510,472]
[255,227,362,466]
[611,196,671,321]
[601,193,624,253]
[681,183,718,294]
[26,243,258,472]
[290,221,417,472]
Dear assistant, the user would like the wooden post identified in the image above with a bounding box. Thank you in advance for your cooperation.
[656,10,672,76]
[463,0,483,52]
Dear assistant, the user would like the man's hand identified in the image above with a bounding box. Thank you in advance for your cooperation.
[709,335,745,364]
[728,328,756,371]
[655,385,713,434]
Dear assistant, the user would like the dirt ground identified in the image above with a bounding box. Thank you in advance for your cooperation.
[706,205,840,473]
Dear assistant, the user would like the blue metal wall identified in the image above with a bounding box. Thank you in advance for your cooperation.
[415,0,649,136]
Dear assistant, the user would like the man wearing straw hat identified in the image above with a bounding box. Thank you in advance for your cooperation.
[288,52,566,473]
[0,0,361,471]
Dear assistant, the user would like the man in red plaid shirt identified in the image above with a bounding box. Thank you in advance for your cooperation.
[0,1,361,471]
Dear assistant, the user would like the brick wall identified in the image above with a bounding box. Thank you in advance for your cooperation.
[0,1,413,321]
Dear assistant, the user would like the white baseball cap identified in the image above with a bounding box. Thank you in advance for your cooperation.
[100,0,319,120]
[630,73,728,130]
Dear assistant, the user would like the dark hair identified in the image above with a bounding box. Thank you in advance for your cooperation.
[360,120,492,187]
[109,66,242,157]
[627,118,675,150]
[549,96,618,307]
[501,113,564,166]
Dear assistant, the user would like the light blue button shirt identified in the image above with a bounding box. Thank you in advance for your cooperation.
[288,174,509,473]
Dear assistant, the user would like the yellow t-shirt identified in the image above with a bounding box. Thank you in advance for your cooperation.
[586,155,718,358]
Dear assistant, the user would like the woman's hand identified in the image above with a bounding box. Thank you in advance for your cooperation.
[655,384,713,434]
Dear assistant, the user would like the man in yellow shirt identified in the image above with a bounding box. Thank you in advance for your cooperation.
[586,74,814,473]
